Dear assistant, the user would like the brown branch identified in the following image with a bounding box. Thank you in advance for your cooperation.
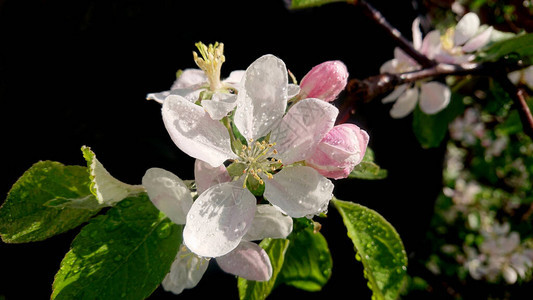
[342,1,533,139]
[352,0,435,68]
[498,76,533,140]
[516,88,533,138]
[338,60,529,126]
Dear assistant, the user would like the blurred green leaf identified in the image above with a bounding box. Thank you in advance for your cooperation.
[481,33,533,62]
[413,93,465,148]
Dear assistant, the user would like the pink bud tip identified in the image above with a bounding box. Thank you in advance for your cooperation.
[306,123,369,179]
[299,60,349,102]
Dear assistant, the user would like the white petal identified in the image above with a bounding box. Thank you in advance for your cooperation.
[508,70,522,85]
[503,266,518,284]
[524,65,533,90]
[168,88,202,103]
[162,245,209,295]
[454,12,480,46]
[382,84,408,104]
[420,30,442,59]
[223,70,246,85]
[146,91,170,104]
[394,47,418,68]
[162,95,237,167]
[434,52,458,64]
[201,93,238,120]
[234,54,288,141]
[389,87,419,118]
[419,82,451,115]
[412,17,422,51]
[170,69,207,90]
[270,98,338,165]
[263,166,333,218]
[194,159,231,195]
[243,204,293,241]
[147,88,201,104]
[287,84,301,98]
[380,58,398,74]
[462,26,493,52]
[142,168,193,225]
[183,182,257,257]
[216,240,272,281]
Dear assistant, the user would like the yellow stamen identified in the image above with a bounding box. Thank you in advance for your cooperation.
[193,42,225,91]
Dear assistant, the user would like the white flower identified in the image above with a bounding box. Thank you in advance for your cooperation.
[380,18,451,118]
[449,107,485,145]
[508,65,533,90]
[146,42,245,120]
[435,12,494,64]
[162,54,336,257]
[464,222,533,284]
[142,164,293,294]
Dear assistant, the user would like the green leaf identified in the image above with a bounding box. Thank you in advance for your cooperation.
[238,238,290,300]
[349,148,388,180]
[481,33,533,62]
[277,219,332,291]
[412,93,465,148]
[286,0,352,9]
[332,198,407,300]
[495,99,533,135]
[0,161,101,243]
[82,146,145,206]
[52,194,182,300]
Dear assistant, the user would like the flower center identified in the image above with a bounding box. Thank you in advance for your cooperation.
[193,42,225,91]
[441,28,463,56]
[236,139,283,187]
[179,245,210,269]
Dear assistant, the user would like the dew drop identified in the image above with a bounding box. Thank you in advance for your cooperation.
[355,252,361,261]
[156,222,172,239]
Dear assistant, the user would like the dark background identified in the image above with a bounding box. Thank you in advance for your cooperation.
[0,0,447,299]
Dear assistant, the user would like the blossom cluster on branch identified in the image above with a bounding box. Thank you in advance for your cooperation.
[144,42,369,294]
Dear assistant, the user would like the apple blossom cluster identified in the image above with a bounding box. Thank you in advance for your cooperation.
[464,222,533,284]
[381,13,493,118]
[143,42,368,294]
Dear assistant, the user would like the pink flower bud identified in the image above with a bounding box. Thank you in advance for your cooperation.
[306,123,369,180]
[299,60,348,102]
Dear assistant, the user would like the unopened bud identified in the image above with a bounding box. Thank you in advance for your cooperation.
[299,60,348,102]
[306,123,369,179]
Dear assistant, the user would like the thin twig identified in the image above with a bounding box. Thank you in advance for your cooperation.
[338,59,528,124]
[352,0,435,68]
[498,76,533,140]
[516,88,533,139]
